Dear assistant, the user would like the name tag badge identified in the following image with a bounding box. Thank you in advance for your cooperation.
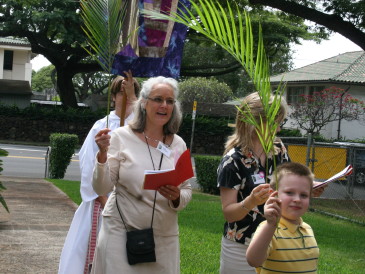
[252,173,265,185]
[157,141,171,158]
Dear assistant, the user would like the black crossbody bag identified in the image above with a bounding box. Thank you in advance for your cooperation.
[116,193,157,265]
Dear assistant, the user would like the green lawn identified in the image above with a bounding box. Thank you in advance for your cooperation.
[49,179,365,273]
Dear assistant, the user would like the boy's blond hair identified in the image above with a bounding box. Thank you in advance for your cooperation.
[270,162,314,191]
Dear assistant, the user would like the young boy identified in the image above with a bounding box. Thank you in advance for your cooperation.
[246,162,319,273]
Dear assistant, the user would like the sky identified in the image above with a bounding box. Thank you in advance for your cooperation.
[30,33,363,72]
[291,33,362,69]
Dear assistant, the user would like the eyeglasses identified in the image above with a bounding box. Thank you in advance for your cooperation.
[147,97,176,106]
[279,118,288,128]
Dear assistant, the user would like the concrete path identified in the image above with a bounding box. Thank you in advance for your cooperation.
[0,176,77,274]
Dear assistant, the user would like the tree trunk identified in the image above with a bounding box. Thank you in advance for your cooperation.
[56,67,78,108]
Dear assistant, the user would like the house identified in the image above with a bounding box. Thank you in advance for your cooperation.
[0,37,35,109]
[270,51,365,140]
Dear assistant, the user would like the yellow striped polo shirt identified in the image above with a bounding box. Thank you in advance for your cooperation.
[254,217,319,273]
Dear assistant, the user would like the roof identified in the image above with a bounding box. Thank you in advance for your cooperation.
[0,79,32,95]
[270,51,365,85]
[0,37,31,47]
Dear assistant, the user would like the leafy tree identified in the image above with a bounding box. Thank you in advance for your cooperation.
[31,64,110,102]
[32,65,56,92]
[289,87,365,136]
[0,148,9,213]
[179,77,233,103]
[248,0,365,49]
[0,0,100,108]
[180,0,323,96]
[0,0,327,108]
[73,72,110,102]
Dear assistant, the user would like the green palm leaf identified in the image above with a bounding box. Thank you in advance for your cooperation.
[80,0,127,125]
[142,0,283,126]
[0,181,8,213]
[142,0,286,187]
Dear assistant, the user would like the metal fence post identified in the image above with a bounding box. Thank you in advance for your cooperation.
[311,139,316,172]
[44,146,51,178]
[305,133,312,167]
[347,146,354,198]
[190,100,197,153]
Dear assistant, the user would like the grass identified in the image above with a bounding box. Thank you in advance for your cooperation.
[311,197,365,224]
[49,179,365,273]
[47,179,82,205]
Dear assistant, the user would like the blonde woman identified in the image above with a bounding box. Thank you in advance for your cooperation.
[217,92,325,273]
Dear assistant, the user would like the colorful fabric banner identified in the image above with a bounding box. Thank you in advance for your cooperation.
[112,0,191,79]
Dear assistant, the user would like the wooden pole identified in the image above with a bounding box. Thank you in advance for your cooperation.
[120,92,127,127]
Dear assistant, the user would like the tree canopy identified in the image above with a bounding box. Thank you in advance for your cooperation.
[248,0,365,49]
[1,0,329,107]
[0,0,100,108]
[32,65,56,93]
[179,77,233,103]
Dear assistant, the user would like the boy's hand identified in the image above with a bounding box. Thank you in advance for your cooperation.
[264,191,281,225]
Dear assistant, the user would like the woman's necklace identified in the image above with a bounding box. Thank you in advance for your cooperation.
[252,148,264,159]
[143,131,163,143]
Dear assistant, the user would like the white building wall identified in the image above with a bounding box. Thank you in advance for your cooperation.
[0,44,32,82]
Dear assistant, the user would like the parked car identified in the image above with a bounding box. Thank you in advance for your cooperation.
[335,142,365,186]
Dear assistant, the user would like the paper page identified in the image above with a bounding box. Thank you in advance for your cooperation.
[143,149,194,190]
[313,165,353,189]
[144,168,174,175]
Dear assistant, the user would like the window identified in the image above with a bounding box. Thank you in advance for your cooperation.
[3,50,13,70]
[309,86,325,95]
[286,86,305,104]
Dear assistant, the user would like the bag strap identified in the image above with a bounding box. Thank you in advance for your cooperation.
[116,139,165,231]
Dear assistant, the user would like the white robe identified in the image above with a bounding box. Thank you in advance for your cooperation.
[58,111,134,274]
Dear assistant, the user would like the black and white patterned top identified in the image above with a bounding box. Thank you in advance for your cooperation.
[217,141,290,244]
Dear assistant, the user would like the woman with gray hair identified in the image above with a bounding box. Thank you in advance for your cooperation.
[91,76,192,273]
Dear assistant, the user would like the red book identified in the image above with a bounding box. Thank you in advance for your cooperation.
[143,149,194,190]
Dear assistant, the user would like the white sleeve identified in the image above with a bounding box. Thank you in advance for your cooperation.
[79,119,107,202]
[92,130,122,196]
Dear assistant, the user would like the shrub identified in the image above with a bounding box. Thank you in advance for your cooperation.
[0,148,9,213]
[194,155,221,195]
[49,133,79,179]
[179,77,233,103]
[278,128,302,137]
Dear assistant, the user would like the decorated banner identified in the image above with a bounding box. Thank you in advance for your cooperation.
[112,0,191,79]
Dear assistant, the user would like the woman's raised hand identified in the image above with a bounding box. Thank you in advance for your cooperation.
[95,128,111,163]
[123,70,137,101]
[249,183,273,206]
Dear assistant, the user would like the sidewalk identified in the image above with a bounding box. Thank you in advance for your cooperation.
[0,176,77,274]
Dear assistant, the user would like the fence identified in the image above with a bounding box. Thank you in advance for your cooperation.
[281,136,365,225]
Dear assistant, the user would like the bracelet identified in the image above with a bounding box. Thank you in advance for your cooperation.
[241,200,265,218]
[241,201,250,212]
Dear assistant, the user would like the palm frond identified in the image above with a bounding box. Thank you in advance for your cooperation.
[80,0,127,125]
[0,182,9,213]
[81,0,126,72]
[143,0,287,191]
